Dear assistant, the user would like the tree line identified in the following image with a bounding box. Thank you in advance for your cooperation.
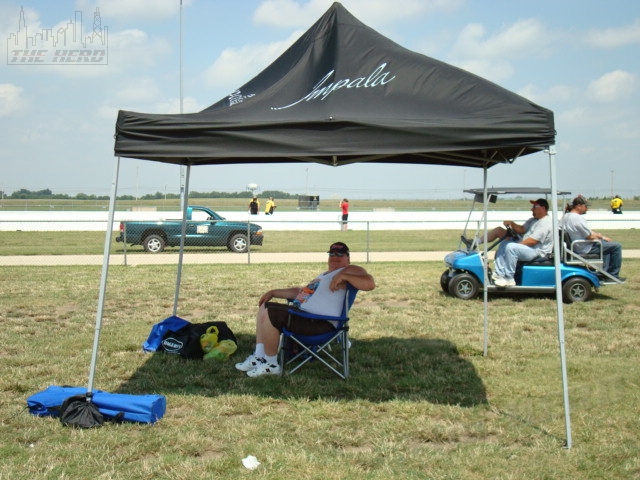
[1,188,300,201]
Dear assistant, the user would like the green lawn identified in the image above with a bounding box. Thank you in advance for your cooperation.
[1,260,639,478]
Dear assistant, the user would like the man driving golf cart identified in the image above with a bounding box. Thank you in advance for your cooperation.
[463,198,552,287]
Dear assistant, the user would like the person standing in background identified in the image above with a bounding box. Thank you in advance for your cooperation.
[610,195,623,214]
[249,197,260,215]
[340,198,349,231]
[265,197,276,215]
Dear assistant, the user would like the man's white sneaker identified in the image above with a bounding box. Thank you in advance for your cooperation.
[235,354,264,372]
[493,276,516,287]
[246,361,281,377]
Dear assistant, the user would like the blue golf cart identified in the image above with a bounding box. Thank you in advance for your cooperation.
[441,188,622,303]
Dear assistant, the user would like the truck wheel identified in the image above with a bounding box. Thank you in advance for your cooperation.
[562,277,593,303]
[229,233,249,253]
[143,234,166,253]
[448,273,480,300]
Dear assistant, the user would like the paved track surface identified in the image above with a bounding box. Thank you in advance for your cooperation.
[2,250,639,266]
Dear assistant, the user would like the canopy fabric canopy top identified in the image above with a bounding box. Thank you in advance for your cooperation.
[114,2,555,168]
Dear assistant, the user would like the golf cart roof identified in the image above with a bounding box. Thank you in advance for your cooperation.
[464,187,571,196]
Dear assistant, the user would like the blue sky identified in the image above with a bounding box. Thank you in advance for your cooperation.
[1,0,638,200]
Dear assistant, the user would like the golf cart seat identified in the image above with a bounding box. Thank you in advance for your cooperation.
[519,255,554,267]
[561,230,604,267]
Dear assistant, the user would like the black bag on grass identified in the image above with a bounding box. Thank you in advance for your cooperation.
[160,321,237,359]
[59,394,104,428]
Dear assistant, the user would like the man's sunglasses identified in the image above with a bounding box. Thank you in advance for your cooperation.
[328,252,347,257]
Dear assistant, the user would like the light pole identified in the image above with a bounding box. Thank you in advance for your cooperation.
[610,170,614,198]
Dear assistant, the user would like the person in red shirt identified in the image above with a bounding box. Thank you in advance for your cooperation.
[340,198,349,231]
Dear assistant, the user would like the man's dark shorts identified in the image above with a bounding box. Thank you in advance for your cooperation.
[265,302,335,335]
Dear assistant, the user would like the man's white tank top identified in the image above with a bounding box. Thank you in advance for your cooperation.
[292,267,347,316]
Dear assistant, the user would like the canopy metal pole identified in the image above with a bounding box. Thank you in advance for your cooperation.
[482,167,489,356]
[548,146,572,448]
[173,164,191,316]
[179,0,184,115]
[87,156,120,394]
[179,0,186,213]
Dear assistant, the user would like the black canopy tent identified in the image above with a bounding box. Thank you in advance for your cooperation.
[114,2,554,166]
[94,2,570,445]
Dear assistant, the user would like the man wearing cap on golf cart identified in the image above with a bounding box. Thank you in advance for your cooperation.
[490,199,554,287]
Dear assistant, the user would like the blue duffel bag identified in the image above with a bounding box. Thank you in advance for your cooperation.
[27,385,166,424]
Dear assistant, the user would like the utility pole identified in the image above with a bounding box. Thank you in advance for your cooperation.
[610,170,614,197]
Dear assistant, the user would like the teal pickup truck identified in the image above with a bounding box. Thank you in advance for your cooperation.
[116,206,263,253]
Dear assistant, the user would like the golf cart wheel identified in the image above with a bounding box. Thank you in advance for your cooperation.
[143,234,166,253]
[448,273,480,300]
[440,269,451,293]
[562,277,593,303]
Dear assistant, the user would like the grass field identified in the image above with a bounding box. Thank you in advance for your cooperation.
[1,260,639,479]
[1,229,639,256]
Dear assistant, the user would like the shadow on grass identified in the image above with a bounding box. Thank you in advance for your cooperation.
[116,334,487,407]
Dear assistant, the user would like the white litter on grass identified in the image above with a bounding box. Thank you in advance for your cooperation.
[242,455,260,470]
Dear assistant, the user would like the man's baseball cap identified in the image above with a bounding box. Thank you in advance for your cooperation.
[530,198,549,209]
[328,242,350,255]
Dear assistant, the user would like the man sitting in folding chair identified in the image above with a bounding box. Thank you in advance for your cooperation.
[235,242,376,377]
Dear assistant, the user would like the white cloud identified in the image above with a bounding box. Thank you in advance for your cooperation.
[446,18,554,83]
[609,120,639,140]
[99,94,201,121]
[1,6,41,65]
[253,0,461,28]
[453,58,514,83]
[114,77,162,103]
[557,106,590,127]
[76,0,192,21]
[587,70,638,102]
[0,84,25,117]
[19,28,173,80]
[518,84,574,105]
[108,28,173,69]
[156,96,202,114]
[453,19,552,60]
[0,5,41,37]
[585,18,640,48]
[203,31,302,90]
